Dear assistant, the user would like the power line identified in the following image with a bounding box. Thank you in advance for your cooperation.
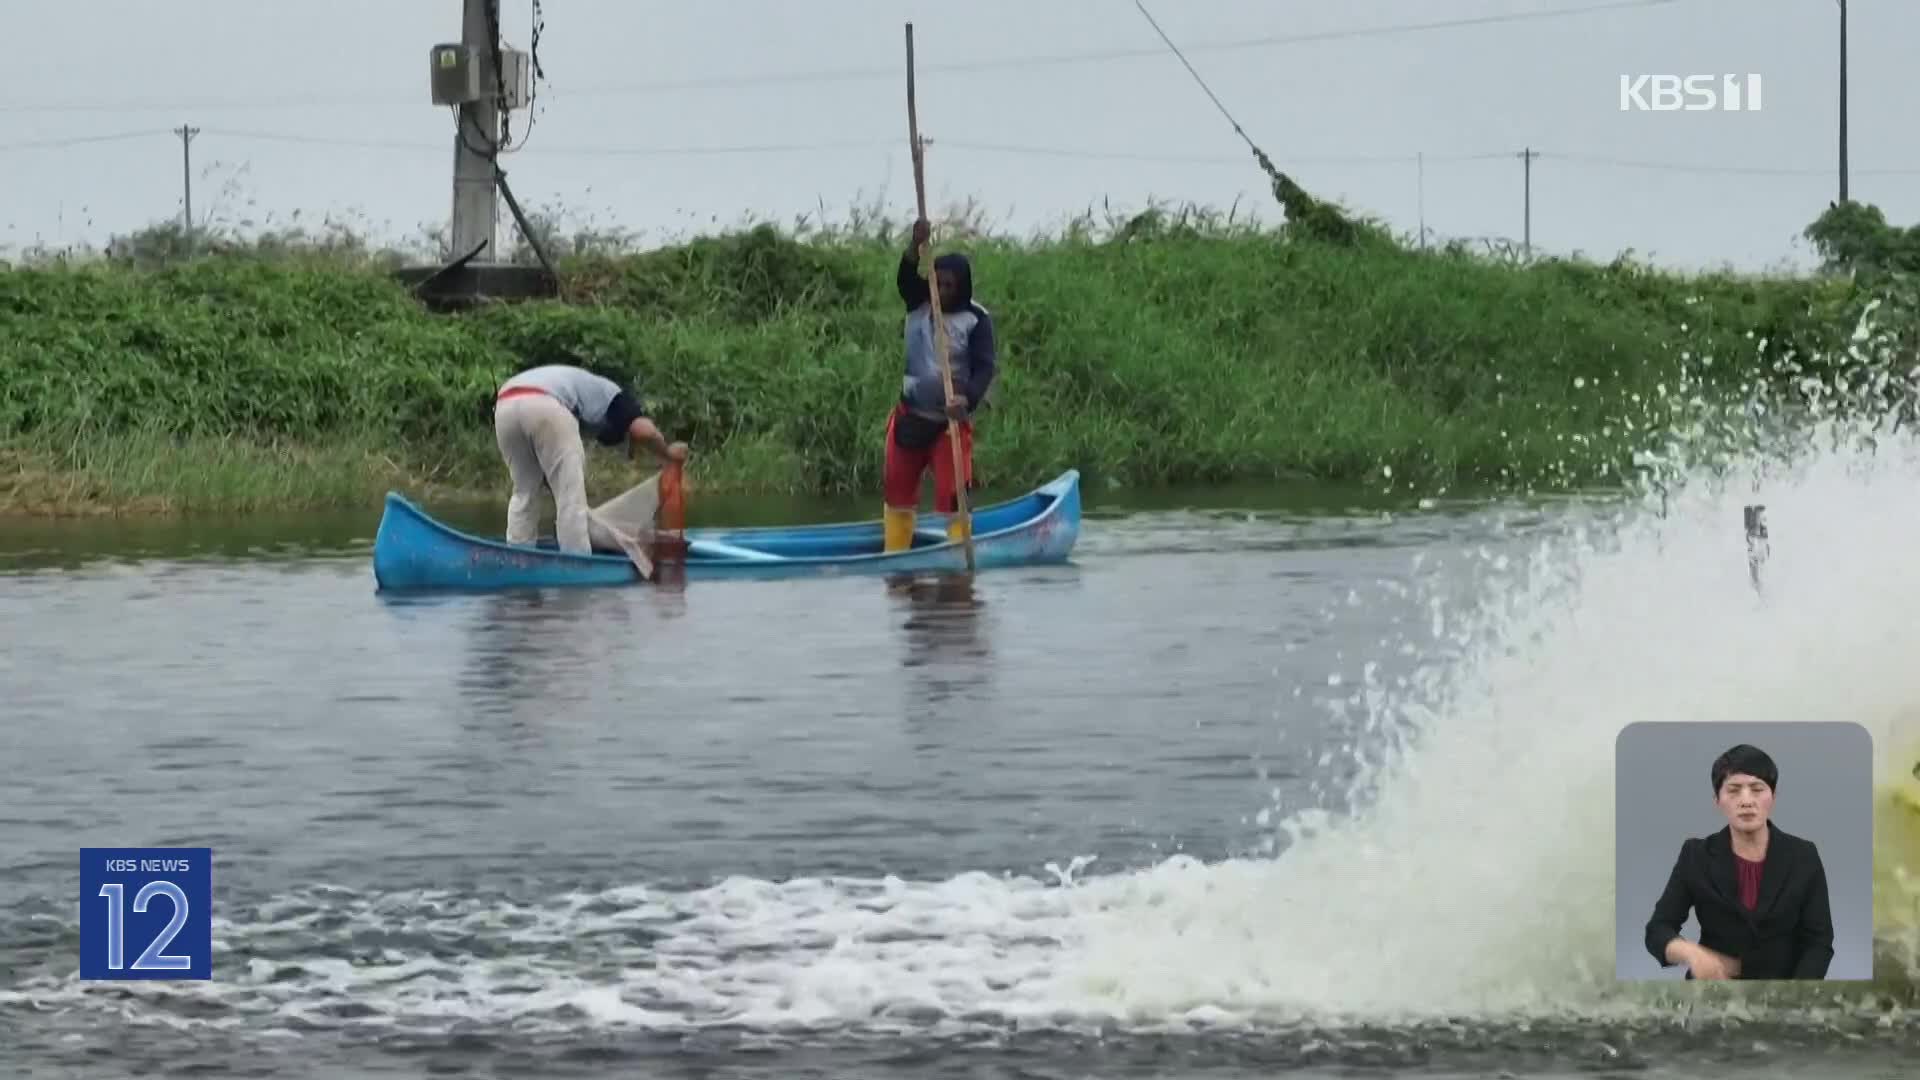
[0,131,171,150]
[0,93,420,116]
[561,0,1684,95]
[937,141,1512,166]
[0,0,1683,114]
[932,142,1920,177]
[203,128,899,157]
[1546,150,1919,177]
[1131,0,1258,158]
[6,128,1919,178]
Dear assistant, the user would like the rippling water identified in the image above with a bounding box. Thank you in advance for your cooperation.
[4,479,1918,1078]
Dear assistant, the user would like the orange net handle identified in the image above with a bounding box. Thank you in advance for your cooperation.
[659,460,687,532]
[653,460,689,563]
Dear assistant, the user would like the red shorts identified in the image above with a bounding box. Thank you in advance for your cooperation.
[884,403,973,511]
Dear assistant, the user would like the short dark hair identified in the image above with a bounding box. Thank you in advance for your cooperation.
[1712,744,1778,793]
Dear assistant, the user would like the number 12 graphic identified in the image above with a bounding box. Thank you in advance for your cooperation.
[98,881,193,971]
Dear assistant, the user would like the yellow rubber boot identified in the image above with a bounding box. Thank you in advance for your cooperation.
[1871,738,1920,940]
[883,505,915,552]
[946,516,972,545]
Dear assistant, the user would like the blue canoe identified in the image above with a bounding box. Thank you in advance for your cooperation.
[371,468,1081,590]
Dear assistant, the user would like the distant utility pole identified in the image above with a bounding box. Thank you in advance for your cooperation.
[1417,151,1426,250]
[1837,0,1849,203]
[174,123,199,239]
[451,0,501,260]
[1517,146,1537,259]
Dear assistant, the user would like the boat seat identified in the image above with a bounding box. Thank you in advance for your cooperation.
[686,538,782,562]
[583,537,783,562]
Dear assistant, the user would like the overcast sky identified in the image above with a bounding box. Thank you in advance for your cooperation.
[2,0,1910,272]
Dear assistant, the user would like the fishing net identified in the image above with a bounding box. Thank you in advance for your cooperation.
[584,462,688,583]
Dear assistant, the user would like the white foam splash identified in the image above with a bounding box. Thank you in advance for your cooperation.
[1048,284,1920,1021]
[1057,435,1920,1023]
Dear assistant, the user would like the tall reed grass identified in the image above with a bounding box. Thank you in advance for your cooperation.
[0,199,1911,515]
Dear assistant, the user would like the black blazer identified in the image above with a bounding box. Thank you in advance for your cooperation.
[1643,822,1834,980]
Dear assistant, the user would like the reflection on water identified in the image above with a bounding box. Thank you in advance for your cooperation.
[890,573,993,717]
[648,536,691,594]
[457,589,614,712]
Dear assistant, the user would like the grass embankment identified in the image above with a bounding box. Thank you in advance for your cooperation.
[0,204,1911,516]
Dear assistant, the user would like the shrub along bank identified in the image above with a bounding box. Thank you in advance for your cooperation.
[0,198,1914,516]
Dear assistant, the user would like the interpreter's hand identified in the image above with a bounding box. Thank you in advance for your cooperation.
[911,218,931,250]
[944,394,968,420]
[666,441,690,463]
[1687,945,1740,981]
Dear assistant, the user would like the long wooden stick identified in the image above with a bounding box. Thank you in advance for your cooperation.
[905,23,976,573]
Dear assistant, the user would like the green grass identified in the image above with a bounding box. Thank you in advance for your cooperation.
[0,426,818,516]
[1,199,1914,516]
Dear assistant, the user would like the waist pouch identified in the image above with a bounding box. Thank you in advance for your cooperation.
[892,407,949,450]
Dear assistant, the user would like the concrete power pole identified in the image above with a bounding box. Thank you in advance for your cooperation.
[1837,0,1849,203]
[1518,146,1538,259]
[414,0,553,304]
[450,0,501,261]
[175,124,199,241]
[1417,151,1425,250]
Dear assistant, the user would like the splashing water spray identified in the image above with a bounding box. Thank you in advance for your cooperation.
[1044,278,1920,1027]
[1106,0,1920,1025]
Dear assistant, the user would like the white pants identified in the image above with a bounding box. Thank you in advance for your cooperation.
[494,393,591,553]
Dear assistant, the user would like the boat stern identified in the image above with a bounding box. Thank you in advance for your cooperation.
[371,492,424,590]
[1030,469,1082,562]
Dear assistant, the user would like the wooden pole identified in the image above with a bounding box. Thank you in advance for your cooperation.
[905,23,975,573]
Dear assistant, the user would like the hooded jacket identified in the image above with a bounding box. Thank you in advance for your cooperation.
[896,248,997,425]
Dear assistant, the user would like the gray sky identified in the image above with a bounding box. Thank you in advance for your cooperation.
[2,0,1910,272]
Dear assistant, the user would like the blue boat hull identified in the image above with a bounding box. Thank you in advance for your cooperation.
[371,469,1082,590]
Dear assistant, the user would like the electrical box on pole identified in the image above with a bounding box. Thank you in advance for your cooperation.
[429,43,531,109]
[430,44,481,105]
[497,49,531,110]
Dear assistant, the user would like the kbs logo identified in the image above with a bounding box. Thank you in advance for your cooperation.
[1619,74,1763,112]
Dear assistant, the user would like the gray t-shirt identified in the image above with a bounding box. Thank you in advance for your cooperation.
[500,364,647,445]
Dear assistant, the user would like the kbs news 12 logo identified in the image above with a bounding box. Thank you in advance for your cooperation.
[1619,73,1763,112]
[79,847,213,980]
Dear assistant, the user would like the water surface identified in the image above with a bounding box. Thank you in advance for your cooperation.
[4,480,1915,1078]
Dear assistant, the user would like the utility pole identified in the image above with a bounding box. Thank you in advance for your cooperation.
[1417,151,1426,250]
[1518,146,1537,259]
[1837,0,1849,203]
[450,0,500,260]
[174,124,198,243]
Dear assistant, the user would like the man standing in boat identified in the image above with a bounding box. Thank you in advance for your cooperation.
[493,357,689,555]
[882,216,999,552]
